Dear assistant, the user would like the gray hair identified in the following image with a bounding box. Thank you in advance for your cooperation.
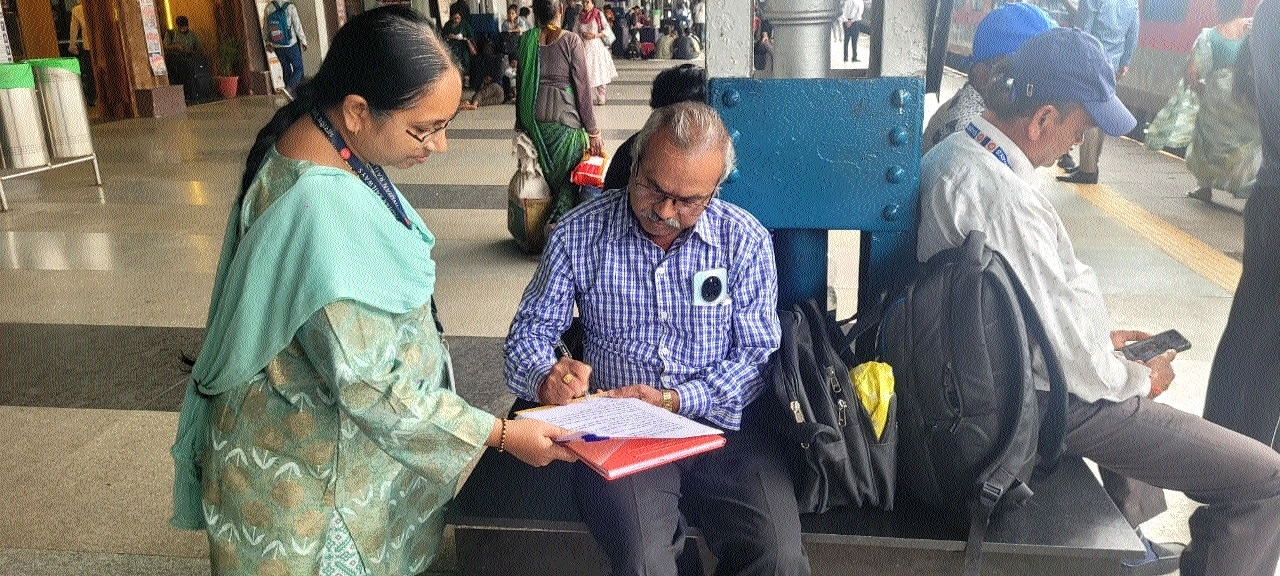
[631,101,736,186]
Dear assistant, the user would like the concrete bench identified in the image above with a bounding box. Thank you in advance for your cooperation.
[448,446,1146,575]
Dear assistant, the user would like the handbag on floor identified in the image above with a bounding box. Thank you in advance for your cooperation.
[507,131,553,252]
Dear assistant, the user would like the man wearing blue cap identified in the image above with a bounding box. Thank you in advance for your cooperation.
[1058,0,1140,184]
[923,2,1055,154]
[919,27,1280,576]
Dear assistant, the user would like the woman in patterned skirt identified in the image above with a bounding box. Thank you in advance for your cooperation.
[168,7,576,575]
[574,0,618,104]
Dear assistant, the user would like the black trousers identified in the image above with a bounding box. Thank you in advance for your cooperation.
[573,405,810,576]
[1204,184,1280,449]
[842,24,859,61]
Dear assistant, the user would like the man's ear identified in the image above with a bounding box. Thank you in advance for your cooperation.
[1026,104,1057,142]
[340,95,371,134]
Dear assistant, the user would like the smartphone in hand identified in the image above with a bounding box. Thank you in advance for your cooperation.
[1122,329,1191,363]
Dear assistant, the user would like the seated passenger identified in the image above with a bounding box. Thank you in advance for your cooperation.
[505,101,811,576]
[603,63,705,190]
[672,27,701,60]
[922,2,1055,154]
[655,25,677,59]
[918,27,1280,576]
[164,16,204,55]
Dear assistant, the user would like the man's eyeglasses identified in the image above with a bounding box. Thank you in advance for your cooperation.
[631,179,715,212]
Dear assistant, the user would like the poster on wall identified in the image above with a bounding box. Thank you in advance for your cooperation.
[255,0,287,92]
[139,0,168,76]
[0,10,12,63]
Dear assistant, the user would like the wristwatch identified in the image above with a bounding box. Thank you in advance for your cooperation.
[661,389,675,413]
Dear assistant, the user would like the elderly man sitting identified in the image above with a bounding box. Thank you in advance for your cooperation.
[504,101,810,576]
[919,27,1280,576]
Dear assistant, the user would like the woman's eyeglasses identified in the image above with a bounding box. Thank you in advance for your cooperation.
[404,119,451,143]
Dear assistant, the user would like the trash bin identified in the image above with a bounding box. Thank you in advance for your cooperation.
[0,62,50,169]
[29,58,93,158]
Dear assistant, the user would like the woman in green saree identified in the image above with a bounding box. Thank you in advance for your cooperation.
[513,0,604,251]
[168,7,575,575]
[1185,11,1261,202]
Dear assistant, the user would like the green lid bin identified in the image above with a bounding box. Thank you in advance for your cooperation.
[27,57,82,76]
[0,63,36,90]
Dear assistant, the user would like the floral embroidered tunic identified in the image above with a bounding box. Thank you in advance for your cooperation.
[198,149,495,575]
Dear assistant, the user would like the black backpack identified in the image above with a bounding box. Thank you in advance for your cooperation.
[880,231,1068,575]
[770,299,895,514]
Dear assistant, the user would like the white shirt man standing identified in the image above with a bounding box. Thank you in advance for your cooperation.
[838,0,863,62]
[919,28,1280,576]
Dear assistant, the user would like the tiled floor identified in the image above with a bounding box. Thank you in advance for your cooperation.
[0,43,1259,575]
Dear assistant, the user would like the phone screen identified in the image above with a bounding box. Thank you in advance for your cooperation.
[1122,330,1192,363]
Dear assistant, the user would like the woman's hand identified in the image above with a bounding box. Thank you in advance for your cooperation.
[489,418,579,466]
[587,134,604,156]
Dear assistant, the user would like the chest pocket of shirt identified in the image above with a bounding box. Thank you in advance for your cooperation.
[685,300,733,358]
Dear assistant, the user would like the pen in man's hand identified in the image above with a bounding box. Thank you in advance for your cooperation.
[555,339,573,360]
[554,339,596,395]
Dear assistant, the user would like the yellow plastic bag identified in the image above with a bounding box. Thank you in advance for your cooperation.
[850,361,894,441]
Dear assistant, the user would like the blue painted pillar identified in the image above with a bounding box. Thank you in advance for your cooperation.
[774,229,828,311]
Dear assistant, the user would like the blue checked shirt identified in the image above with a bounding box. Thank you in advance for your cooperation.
[504,189,781,430]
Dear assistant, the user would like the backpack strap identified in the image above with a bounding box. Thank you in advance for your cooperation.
[995,249,1069,470]
[957,236,1071,576]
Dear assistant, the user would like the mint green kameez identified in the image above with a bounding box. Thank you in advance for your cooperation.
[171,149,496,576]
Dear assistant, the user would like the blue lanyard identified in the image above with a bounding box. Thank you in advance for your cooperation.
[310,109,412,229]
[966,122,1011,169]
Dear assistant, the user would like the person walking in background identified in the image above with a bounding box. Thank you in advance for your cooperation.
[513,0,604,251]
[923,2,1056,153]
[67,0,95,106]
[169,8,576,575]
[573,0,617,104]
[262,0,308,90]
[839,0,863,62]
[1182,3,1260,203]
[1058,0,1139,185]
[692,0,705,42]
[1204,0,1280,453]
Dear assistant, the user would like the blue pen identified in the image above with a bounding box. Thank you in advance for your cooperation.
[555,432,611,444]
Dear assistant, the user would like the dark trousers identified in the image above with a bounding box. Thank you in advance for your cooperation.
[275,44,304,90]
[573,412,810,576]
[842,23,859,61]
[1205,185,1280,448]
[1059,394,1280,575]
[76,50,95,106]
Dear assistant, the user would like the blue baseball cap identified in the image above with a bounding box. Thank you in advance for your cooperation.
[970,2,1057,67]
[1007,27,1138,136]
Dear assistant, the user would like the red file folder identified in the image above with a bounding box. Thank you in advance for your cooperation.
[564,435,727,481]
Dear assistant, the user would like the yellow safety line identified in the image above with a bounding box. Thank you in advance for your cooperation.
[1068,182,1242,292]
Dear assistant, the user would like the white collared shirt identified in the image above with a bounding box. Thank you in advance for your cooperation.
[917,116,1152,403]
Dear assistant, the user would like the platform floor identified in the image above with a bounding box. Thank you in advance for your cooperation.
[0,52,1258,575]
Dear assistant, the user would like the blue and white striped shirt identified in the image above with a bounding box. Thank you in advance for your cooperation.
[504,189,781,430]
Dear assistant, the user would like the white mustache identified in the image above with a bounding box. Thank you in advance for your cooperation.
[643,210,681,230]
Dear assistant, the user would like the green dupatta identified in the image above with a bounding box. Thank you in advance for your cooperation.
[516,27,589,221]
[170,160,438,530]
